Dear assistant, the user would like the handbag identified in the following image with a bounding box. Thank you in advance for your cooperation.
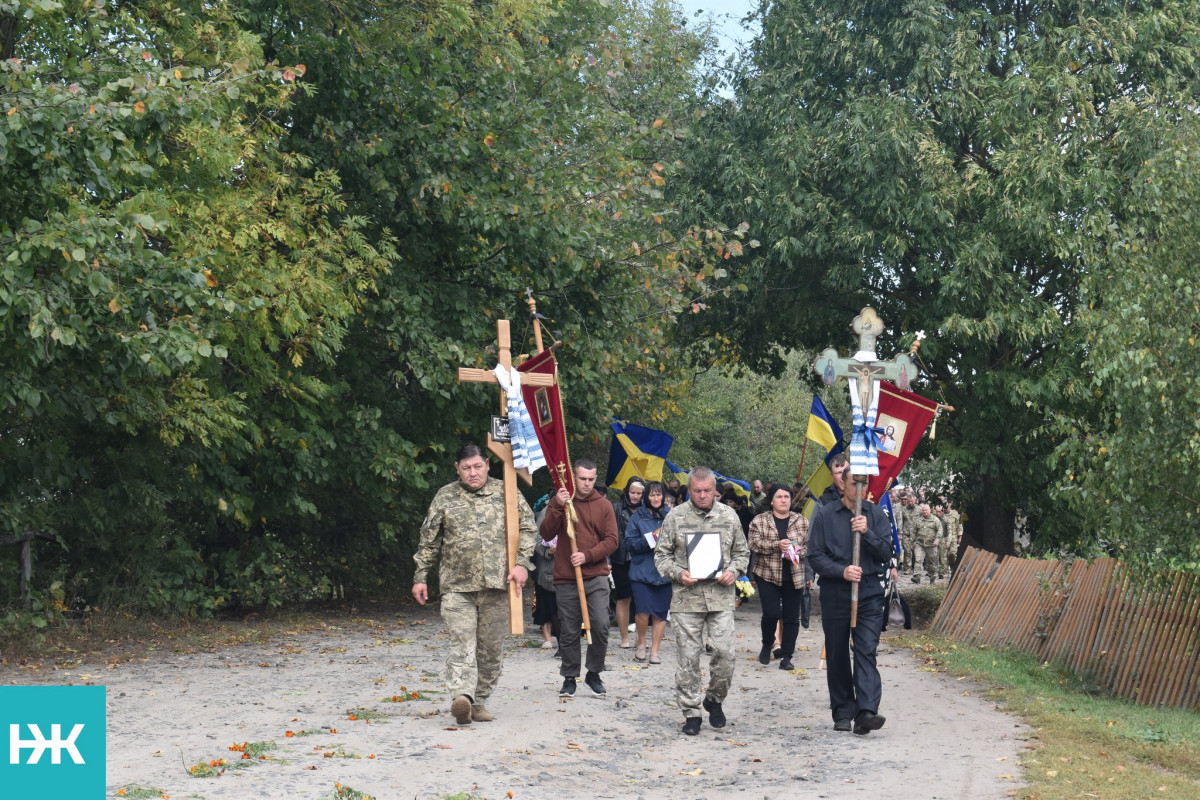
[884,579,912,630]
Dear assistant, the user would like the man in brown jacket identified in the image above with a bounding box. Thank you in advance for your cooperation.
[540,458,619,697]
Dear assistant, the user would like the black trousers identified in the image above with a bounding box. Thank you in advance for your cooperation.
[818,578,886,722]
[757,579,802,658]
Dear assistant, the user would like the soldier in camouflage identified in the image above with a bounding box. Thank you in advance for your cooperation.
[900,493,919,574]
[944,506,962,573]
[654,467,750,736]
[910,503,942,584]
[412,442,536,726]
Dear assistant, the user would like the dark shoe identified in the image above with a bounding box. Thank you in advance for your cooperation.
[584,671,606,695]
[702,697,726,729]
[559,677,576,697]
[451,695,472,725]
[704,642,714,654]
[779,658,794,671]
[801,619,810,629]
[834,718,852,732]
[853,711,886,735]
[682,717,702,736]
[938,574,945,580]
[911,575,921,584]
[773,647,784,659]
[758,645,771,665]
[553,648,562,659]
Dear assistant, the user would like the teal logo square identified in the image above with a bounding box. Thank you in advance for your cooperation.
[0,685,106,799]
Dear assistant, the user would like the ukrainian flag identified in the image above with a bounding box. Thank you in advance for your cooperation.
[663,459,690,486]
[713,471,752,499]
[606,420,674,491]
[806,396,844,459]
[799,397,846,519]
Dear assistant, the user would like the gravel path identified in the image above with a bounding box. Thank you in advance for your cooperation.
[3,591,1028,799]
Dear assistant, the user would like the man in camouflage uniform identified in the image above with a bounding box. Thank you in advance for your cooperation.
[944,505,962,573]
[910,503,941,584]
[900,492,919,574]
[934,505,949,579]
[654,467,750,736]
[412,442,536,725]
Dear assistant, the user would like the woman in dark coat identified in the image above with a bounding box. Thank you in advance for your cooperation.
[623,480,672,663]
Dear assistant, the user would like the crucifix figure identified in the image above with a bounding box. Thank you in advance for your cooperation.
[813,307,913,627]
[458,319,555,634]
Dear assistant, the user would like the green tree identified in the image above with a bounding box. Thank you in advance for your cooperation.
[1047,121,1200,569]
[678,0,1200,555]
[1,0,390,613]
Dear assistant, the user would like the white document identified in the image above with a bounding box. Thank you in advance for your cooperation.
[686,531,724,580]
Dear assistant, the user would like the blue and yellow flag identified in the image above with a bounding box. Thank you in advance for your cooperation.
[806,396,844,461]
[799,397,846,520]
[606,420,673,491]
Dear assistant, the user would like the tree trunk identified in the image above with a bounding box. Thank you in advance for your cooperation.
[1,12,17,61]
[960,480,1016,559]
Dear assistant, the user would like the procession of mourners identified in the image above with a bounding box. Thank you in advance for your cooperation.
[412,306,957,735]
[412,448,962,735]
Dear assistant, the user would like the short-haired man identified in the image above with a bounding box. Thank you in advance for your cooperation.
[808,473,896,734]
[413,443,536,725]
[540,458,619,697]
[654,467,750,736]
[911,503,941,584]
[750,479,767,513]
[817,453,850,507]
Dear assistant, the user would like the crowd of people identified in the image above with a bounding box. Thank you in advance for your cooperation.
[412,444,961,737]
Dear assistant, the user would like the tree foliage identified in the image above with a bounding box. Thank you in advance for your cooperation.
[677,0,1200,556]
[0,0,743,618]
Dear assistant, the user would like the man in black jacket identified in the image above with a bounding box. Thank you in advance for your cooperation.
[808,473,897,735]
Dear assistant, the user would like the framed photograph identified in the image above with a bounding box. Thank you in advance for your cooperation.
[685,531,724,580]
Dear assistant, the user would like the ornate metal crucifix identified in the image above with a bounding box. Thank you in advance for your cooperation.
[457,319,555,634]
[813,307,914,627]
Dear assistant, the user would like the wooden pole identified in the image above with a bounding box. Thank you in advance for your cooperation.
[529,294,590,639]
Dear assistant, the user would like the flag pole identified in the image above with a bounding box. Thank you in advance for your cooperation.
[527,292,590,640]
[794,436,810,486]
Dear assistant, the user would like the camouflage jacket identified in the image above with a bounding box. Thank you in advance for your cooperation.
[654,499,749,613]
[944,509,962,540]
[900,504,919,540]
[913,515,942,546]
[413,477,535,592]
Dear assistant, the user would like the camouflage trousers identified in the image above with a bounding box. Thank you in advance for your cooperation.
[913,539,939,579]
[671,609,736,719]
[440,589,508,703]
[902,538,914,572]
[938,536,952,575]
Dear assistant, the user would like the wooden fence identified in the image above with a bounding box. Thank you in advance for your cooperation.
[932,546,1200,710]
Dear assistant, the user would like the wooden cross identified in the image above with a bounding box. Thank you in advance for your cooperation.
[813,306,913,627]
[457,319,555,635]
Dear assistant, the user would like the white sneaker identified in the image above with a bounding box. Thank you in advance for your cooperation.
[627,623,637,633]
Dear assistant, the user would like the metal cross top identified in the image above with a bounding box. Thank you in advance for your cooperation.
[815,307,915,399]
[813,306,913,627]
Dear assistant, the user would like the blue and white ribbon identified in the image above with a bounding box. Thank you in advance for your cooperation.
[847,377,882,476]
[492,365,546,473]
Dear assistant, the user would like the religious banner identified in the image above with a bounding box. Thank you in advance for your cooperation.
[866,381,939,502]
[518,348,574,496]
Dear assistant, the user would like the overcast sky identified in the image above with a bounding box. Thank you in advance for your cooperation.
[675,0,760,55]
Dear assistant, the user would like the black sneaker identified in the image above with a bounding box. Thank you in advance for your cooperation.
[682,717,702,736]
[779,658,794,671]
[702,697,726,729]
[834,718,852,732]
[559,677,576,697]
[772,647,784,659]
[584,671,606,695]
[757,645,771,665]
[853,711,886,735]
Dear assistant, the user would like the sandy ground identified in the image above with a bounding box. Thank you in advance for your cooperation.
[3,588,1029,800]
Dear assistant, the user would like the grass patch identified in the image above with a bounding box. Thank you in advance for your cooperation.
[0,601,413,665]
[114,786,168,799]
[344,707,389,723]
[903,634,1200,799]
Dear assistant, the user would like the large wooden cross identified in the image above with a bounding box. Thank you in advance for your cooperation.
[813,307,913,627]
[458,319,555,635]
